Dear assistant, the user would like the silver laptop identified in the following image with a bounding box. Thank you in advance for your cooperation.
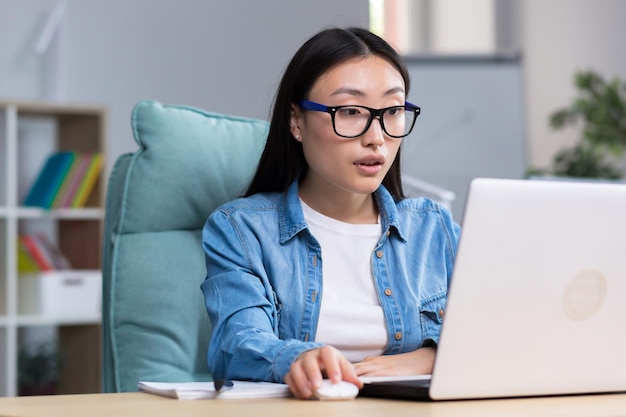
[360,177,626,401]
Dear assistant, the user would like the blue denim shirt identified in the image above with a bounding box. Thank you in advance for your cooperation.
[201,180,461,383]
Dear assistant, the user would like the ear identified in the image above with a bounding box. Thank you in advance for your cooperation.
[290,103,303,142]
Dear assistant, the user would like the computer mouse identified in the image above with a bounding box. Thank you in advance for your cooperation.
[312,380,359,401]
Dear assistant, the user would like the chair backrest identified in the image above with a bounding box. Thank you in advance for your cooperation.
[102,100,268,392]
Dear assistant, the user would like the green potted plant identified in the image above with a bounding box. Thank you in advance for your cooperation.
[18,342,61,396]
[530,70,626,179]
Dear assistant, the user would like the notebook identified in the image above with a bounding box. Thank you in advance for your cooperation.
[360,177,626,401]
[138,380,290,400]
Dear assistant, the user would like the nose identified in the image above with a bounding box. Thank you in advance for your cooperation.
[362,116,385,147]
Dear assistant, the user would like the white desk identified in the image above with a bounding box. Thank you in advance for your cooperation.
[1,392,626,417]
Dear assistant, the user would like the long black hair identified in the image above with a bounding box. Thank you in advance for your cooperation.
[245,27,410,200]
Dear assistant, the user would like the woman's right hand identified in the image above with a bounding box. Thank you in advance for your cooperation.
[284,345,363,399]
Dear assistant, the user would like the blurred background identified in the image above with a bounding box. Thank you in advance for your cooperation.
[2,0,625,215]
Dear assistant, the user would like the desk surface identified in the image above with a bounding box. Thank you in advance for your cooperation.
[1,392,626,417]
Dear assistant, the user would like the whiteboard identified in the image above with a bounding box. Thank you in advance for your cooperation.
[401,54,527,221]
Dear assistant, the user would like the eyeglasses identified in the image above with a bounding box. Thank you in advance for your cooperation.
[298,99,421,139]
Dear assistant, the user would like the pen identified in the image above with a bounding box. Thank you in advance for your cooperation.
[214,379,234,392]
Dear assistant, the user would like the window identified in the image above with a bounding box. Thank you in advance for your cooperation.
[370,0,498,55]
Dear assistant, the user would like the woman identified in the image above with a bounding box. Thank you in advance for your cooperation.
[201,26,461,399]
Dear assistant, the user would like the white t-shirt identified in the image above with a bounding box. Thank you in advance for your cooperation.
[300,198,388,363]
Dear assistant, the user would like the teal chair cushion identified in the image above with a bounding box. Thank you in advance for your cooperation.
[102,100,268,392]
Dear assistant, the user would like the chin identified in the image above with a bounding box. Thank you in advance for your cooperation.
[349,179,383,195]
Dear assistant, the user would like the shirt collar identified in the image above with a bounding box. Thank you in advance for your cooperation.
[278,180,406,244]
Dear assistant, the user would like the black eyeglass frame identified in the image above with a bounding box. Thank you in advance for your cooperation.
[298,99,421,139]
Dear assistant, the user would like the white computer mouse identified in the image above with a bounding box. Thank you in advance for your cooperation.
[312,380,359,401]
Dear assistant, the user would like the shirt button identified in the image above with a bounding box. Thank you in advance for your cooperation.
[384,288,392,296]
[439,308,445,318]
[376,251,383,258]
[395,332,402,340]
[386,230,391,237]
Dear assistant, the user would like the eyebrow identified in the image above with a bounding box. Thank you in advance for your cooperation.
[330,86,405,97]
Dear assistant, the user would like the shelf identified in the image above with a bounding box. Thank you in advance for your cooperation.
[0,315,101,327]
[0,100,106,397]
[0,99,106,116]
[15,314,102,327]
[0,207,103,219]
[15,207,103,219]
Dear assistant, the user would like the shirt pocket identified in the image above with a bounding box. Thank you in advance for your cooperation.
[419,291,447,341]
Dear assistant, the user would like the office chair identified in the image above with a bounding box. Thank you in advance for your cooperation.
[101,100,268,392]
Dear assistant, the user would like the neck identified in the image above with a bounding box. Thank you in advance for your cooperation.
[298,180,379,224]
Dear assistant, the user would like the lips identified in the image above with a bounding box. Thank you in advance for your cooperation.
[354,155,385,167]
[354,155,385,175]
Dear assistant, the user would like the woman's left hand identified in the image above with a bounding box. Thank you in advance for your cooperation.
[352,347,436,377]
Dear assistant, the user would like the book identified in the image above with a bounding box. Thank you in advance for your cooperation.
[33,233,71,270]
[19,235,54,271]
[51,152,81,208]
[18,234,71,271]
[137,380,291,400]
[23,152,76,209]
[57,153,90,208]
[71,153,103,207]
[17,238,40,273]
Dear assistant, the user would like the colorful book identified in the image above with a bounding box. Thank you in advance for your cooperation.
[33,233,71,270]
[23,152,75,209]
[71,153,103,208]
[57,153,91,208]
[43,152,77,209]
[17,238,40,273]
[19,235,54,271]
[51,152,81,208]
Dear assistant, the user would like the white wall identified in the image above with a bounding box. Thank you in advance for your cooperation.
[0,0,369,177]
[4,0,625,186]
[522,0,626,171]
[430,0,495,53]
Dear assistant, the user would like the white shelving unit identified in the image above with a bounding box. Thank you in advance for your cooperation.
[0,100,106,397]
